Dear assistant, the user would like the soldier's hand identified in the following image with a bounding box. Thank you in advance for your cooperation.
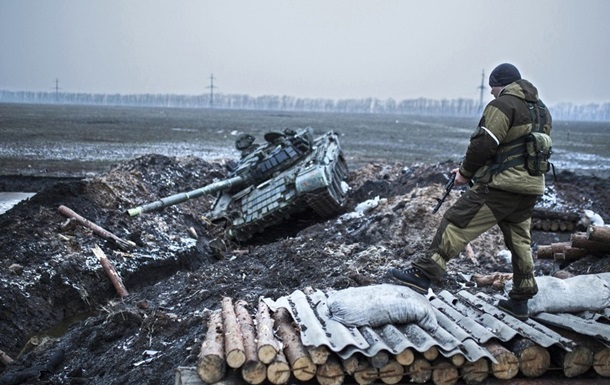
[452,168,471,186]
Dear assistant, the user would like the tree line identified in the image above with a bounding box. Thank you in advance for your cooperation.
[1,89,608,121]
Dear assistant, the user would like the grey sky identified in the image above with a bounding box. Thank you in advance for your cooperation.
[1,1,609,105]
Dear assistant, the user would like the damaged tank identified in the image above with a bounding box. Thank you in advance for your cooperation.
[127,127,349,241]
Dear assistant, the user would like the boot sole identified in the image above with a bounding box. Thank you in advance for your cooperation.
[497,304,529,321]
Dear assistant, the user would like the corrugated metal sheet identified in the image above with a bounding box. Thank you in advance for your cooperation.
[264,284,610,365]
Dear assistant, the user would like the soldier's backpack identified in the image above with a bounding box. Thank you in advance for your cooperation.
[523,101,553,176]
[492,100,554,177]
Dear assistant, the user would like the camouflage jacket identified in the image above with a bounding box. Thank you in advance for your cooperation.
[459,79,553,195]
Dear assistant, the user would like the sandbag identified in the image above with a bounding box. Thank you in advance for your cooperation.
[523,274,610,315]
[326,284,438,331]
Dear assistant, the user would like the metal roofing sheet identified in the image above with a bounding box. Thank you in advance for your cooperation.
[533,312,610,344]
[264,284,610,365]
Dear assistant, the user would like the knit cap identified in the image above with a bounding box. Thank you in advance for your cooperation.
[489,63,521,87]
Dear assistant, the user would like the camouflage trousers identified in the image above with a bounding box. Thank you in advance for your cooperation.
[413,184,539,300]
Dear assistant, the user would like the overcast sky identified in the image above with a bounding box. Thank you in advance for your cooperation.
[1,1,609,105]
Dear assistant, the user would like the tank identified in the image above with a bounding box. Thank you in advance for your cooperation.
[127,127,349,241]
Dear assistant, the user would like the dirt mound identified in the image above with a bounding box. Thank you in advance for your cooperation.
[0,155,609,385]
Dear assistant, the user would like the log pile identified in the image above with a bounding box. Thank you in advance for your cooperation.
[193,297,610,385]
[531,208,579,232]
[536,225,610,262]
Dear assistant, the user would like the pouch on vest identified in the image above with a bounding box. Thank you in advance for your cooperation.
[524,131,552,176]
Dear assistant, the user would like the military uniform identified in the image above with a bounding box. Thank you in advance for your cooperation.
[412,78,552,301]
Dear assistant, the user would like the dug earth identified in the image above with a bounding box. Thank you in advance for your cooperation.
[0,154,609,385]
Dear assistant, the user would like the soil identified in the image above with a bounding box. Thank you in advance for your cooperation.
[0,152,609,385]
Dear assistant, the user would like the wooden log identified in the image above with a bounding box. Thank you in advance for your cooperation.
[395,347,414,366]
[234,300,266,385]
[255,301,278,364]
[449,353,465,368]
[197,310,226,384]
[316,355,344,385]
[552,242,569,255]
[485,341,519,380]
[571,232,610,253]
[541,219,551,231]
[550,220,560,232]
[272,307,316,381]
[460,358,489,384]
[472,273,512,288]
[550,344,593,378]
[594,347,610,377]
[378,359,403,385]
[342,354,360,375]
[559,247,589,261]
[431,358,459,385]
[537,243,589,261]
[536,243,568,259]
[507,337,550,378]
[91,244,129,298]
[353,361,378,385]
[58,205,136,251]
[0,348,14,366]
[532,208,580,222]
[221,297,246,369]
[408,357,432,384]
[267,349,290,385]
[423,346,439,361]
[588,225,610,243]
[553,270,574,279]
[548,326,598,378]
[368,350,389,369]
[308,345,331,365]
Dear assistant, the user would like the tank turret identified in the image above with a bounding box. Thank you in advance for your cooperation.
[127,127,349,241]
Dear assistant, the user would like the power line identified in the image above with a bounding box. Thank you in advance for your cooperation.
[477,69,486,111]
[54,78,60,101]
[206,74,217,108]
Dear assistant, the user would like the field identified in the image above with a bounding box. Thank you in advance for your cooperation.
[1,103,609,180]
[0,103,610,385]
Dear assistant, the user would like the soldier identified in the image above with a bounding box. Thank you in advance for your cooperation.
[388,63,552,320]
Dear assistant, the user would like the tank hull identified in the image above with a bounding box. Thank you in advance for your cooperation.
[208,128,349,241]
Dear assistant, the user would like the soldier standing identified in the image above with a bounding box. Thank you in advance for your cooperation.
[388,63,553,320]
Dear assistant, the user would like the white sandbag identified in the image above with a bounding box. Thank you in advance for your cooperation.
[599,272,610,287]
[326,284,438,331]
[526,274,610,315]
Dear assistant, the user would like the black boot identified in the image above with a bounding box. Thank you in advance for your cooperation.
[387,267,431,294]
[498,298,529,320]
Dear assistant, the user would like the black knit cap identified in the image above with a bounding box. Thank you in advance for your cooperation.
[489,63,521,87]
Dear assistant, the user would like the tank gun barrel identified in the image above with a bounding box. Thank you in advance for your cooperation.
[127,175,245,217]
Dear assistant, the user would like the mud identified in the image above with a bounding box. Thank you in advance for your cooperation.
[0,154,609,385]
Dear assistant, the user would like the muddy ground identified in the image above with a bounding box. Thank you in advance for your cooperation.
[0,148,609,384]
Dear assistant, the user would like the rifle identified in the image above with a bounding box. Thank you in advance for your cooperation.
[432,172,456,213]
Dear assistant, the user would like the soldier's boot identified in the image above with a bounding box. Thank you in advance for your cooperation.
[498,298,529,320]
[387,267,431,295]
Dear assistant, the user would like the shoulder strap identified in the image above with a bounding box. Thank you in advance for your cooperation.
[526,100,547,133]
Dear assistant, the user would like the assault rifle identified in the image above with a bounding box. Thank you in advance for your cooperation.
[432,172,456,213]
